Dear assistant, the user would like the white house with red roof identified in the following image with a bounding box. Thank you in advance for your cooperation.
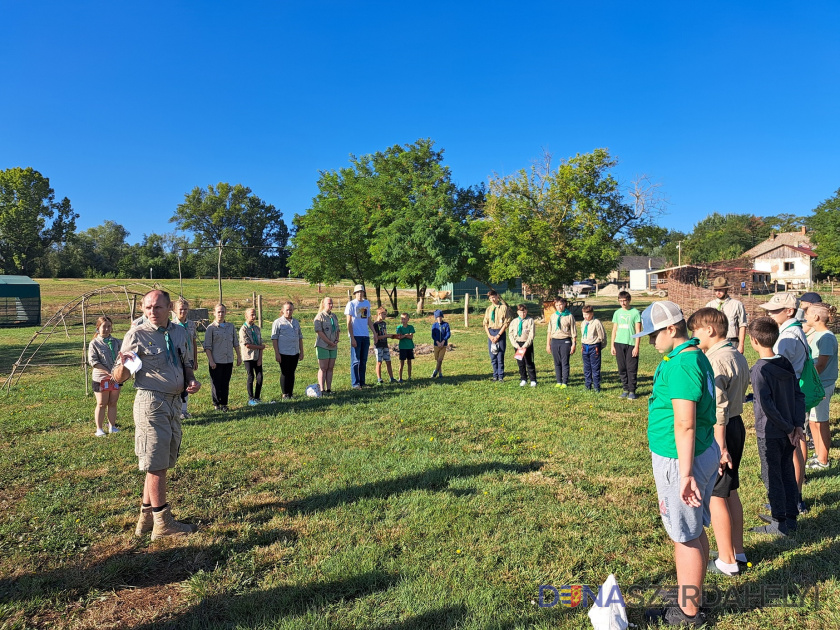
[741,227,815,290]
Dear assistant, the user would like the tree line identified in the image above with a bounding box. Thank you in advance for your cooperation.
[2,150,839,299]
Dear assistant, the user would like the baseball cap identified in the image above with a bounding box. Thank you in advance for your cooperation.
[433,309,443,318]
[800,292,822,304]
[633,301,685,338]
[757,292,798,311]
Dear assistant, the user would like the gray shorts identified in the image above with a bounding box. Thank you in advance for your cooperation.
[651,441,720,543]
[809,383,835,423]
[375,346,391,362]
[134,389,183,472]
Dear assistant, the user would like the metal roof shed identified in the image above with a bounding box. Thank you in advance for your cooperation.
[0,276,41,327]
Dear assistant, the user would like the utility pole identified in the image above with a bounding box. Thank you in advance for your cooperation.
[217,239,224,304]
[677,241,683,267]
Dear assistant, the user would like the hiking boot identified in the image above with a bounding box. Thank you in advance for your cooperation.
[135,505,154,536]
[151,505,198,540]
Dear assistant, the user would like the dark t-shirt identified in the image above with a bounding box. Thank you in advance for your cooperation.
[373,321,388,348]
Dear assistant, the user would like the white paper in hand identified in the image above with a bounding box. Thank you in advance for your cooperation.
[587,573,628,630]
[122,352,143,375]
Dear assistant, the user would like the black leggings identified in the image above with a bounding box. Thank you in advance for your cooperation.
[244,360,263,400]
[279,354,300,397]
[209,362,233,406]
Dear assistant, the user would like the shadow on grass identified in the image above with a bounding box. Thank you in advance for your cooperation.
[131,570,405,630]
[183,372,496,427]
[624,493,840,627]
[234,461,543,521]
[0,527,296,607]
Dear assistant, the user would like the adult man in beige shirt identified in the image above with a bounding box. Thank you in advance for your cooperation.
[706,276,748,353]
[482,290,513,381]
[118,290,201,540]
[687,307,750,576]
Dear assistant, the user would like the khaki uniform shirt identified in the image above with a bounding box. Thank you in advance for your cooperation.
[171,318,197,365]
[121,321,189,395]
[483,301,513,331]
[88,335,121,382]
[548,311,576,340]
[706,340,750,425]
[239,323,263,362]
[705,296,747,341]
[271,316,303,355]
[313,311,340,348]
[203,321,237,364]
[580,318,606,346]
[508,316,535,347]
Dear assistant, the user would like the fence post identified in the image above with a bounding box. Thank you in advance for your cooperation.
[464,294,470,328]
[252,291,256,306]
[82,300,89,397]
[257,294,263,329]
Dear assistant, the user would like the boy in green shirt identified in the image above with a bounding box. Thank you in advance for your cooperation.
[637,301,719,627]
[396,313,415,382]
[611,291,642,399]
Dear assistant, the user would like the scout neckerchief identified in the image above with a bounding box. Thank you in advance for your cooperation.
[329,313,337,334]
[555,309,570,331]
[517,317,524,337]
[491,304,496,324]
[582,320,589,340]
[653,338,700,384]
[104,336,116,361]
[716,296,728,311]
[157,324,178,365]
[174,319,192,354]
[244,322,260,345]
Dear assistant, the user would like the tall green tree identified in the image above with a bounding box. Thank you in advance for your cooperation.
[366,139,473,311]
[620,225,687,265]
[809,188,840,276]
[171,183,289,278]
[0,167,78,275]
[482,149,648,299]
[682,213,773,263]
[289,167,382,291]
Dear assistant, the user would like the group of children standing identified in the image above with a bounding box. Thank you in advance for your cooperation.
[639,292,836,627]
[483,289,640,395]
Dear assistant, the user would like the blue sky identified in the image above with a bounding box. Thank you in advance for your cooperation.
[2,1,839,243]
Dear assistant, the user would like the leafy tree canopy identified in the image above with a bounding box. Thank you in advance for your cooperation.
[0,167,78,275]
[809,188,840,276]
[482,148,649,299]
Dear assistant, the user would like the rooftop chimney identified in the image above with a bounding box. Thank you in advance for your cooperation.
[801,226,807,235]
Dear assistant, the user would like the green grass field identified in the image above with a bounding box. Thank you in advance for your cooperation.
[1,280,839,629]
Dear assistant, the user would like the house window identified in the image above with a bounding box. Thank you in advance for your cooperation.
[783,262,795,272]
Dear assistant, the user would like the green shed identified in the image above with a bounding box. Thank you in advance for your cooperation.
[437,277,522,302]
[0,276,41,327]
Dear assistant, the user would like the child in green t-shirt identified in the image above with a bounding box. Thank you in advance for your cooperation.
[396,313,415,382]
[611,291,642,399]
[638,301,719,627]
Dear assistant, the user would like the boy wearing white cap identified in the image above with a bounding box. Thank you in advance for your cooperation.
[637,301,719,626]
[345,285,376,389]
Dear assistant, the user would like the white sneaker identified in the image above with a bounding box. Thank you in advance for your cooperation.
[95,428,106,437]
[520,380,526,387]
[109,426,120,434]
[530,381,537,387]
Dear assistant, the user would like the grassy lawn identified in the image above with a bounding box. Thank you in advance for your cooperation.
[1,280,839,629]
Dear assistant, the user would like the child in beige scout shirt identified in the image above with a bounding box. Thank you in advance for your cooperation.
[546,297,576,387]
[204,304,242,411]
[509,304,537,387]
[240,308,266,406]
[580,305,606,392]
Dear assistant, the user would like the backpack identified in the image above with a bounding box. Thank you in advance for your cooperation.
[794,336,825,411]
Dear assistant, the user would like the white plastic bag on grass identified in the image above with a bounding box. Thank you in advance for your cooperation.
[587,573,628,630]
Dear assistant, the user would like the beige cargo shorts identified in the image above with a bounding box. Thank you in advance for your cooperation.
[134,389,183,472]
